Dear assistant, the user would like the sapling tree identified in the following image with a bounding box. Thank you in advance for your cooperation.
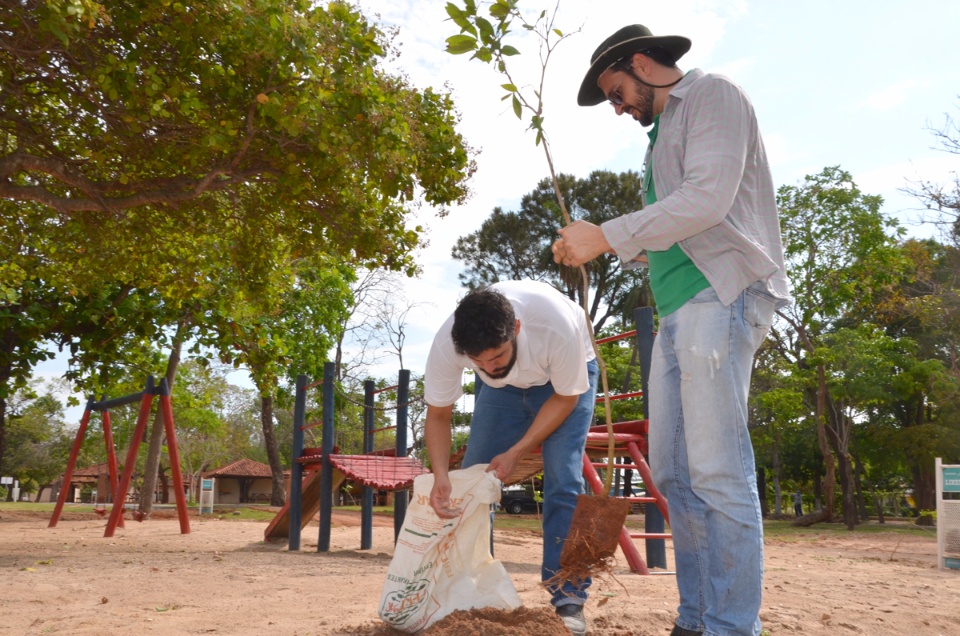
[444,0,624,488]
[443,2,631,580]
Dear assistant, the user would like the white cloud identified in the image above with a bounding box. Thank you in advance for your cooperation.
[859,79,929,112]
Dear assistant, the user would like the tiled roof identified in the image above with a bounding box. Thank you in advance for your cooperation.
[73,463,110,477]
[204,458,273,478]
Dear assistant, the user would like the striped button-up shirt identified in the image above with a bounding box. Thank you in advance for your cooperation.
[601,68,791,308]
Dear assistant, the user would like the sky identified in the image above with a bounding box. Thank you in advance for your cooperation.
[345,0,960,381]
[34,0,960,418]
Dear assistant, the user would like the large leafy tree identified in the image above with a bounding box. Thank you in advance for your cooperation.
[775,166,909,528]
[200,256,355,505]
[2,383,75,500]
[0,0,475,472]
[169,360,253,502]
[1,0,471,257]
[453,170,651,333]
[853,238,960,514]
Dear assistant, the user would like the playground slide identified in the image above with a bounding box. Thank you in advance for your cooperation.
[263,468,346,541]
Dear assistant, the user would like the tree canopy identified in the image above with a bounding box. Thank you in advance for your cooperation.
[0,0,476,476]
[453,170,651,333]
[1,1,472,276]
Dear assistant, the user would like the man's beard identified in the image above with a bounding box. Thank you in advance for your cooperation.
[628,78,656,127]
[480,341,518,380]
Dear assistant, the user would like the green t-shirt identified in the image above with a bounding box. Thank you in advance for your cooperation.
[644,114,710,316]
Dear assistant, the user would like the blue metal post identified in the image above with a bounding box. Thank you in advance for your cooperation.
[289,374,308,552]
[318,362,335,552]
[361,379,375,550]
[393,369,410,543]
[634,306,666,569]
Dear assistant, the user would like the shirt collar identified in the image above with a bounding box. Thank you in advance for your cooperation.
[666,68,704,102]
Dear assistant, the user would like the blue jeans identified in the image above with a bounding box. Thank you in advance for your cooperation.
[462,358,599,607]
[649,283,775,636]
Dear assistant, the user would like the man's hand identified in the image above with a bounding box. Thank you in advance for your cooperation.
[486,448,521,483]
[429,473,462,519]
[552,221,612,267]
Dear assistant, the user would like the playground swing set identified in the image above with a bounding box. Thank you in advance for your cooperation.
[265,306,674,576]
[48,375,191,538]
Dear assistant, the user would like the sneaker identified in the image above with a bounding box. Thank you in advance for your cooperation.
[555,603,587,636]
[670,624,703,636]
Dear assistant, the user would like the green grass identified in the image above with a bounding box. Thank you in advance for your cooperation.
[2,502,935,541]
[494,515,545,532]
[762,518,935,541]
[337,505,394,514]
[210,507,277,522]
[488,513,936,540]
[0,501,63,513]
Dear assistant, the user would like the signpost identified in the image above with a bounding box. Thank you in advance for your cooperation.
[936,458,960,571]
[199,478,215,516]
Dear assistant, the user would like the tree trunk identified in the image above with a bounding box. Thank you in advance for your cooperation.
[157,470,170,504]
[261,393,286,507]
[771,446,783,517]
[872,486,886,524]
[837,450,857,530]
[851,444,869,522]
[813,480,822,511]
[138,321,185,517]
[0,392,7,478]
[910,461,937,512]
[757,465,769,518]
[815,367,836,522]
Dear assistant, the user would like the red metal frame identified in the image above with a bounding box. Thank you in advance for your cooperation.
[104,385,190,537]
[47,377,190,538]
[581,432,672,574]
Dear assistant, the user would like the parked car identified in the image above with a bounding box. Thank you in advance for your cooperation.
[499,489,542,514]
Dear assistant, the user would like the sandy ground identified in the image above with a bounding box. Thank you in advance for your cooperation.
[2,507,959,636]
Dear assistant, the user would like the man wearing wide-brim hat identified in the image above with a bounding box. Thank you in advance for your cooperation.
[553,24,792,636]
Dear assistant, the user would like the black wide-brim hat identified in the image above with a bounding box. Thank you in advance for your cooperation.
[578,24,691,106]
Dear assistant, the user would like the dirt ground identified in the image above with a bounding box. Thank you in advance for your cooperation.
[2,507,959,636]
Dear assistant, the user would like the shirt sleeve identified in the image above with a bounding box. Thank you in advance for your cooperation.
[543,324,590,397]
[601,76,752,258]
[422,314,466,407]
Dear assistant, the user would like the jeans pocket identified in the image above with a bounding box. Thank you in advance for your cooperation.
[743,284,775,349]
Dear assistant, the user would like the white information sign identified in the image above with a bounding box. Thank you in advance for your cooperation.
[936,458,960,571]
[199,478,215,515]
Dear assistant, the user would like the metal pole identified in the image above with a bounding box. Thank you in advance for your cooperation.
[289,374,308,551]
[318,362,335,552]
[394,369,410,543]
[158,379,190,535]
[48,397,95,528]
[361,379,375,550]
[633,307,666,569]
[105,376,156,538]
[101,410,124,528]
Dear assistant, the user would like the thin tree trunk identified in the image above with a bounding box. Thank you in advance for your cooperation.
[872,486,886,524]
[911,464,937,525]
[824,408,857,530]
[261,393,286,507]
[852,443,869,523]
[0,392,7,481]
[837,450,857,530]
[138,321,186,516]
[757,465,769,518]
[771,446,783,517]
[811,366,836,523]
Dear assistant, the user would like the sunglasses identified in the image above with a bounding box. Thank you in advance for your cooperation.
[606,79,624,107]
